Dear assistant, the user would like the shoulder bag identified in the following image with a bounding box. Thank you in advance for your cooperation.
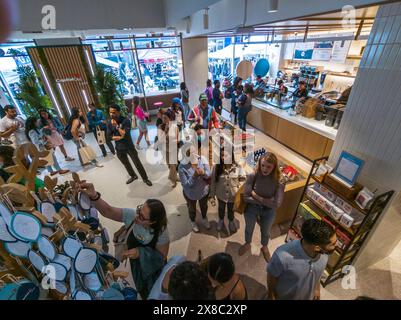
[113,219,136,262]
[233,173,256,214]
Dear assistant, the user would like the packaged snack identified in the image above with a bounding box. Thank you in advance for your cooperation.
[319,185,337,202]
[324,200,335,214]
[340,213,354,228]
[342,202,353,215]
[330,206,345,220]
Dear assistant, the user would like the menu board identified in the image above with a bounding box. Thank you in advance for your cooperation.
[312,42,333,61]
[294,42,314,60]
[331,41,351,63]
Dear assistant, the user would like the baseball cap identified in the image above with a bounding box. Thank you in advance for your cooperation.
[172,97,183,106]
[199,93,208,101]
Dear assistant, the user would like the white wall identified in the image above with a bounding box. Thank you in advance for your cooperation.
[181,37,208,107]
[15,0,165,31]
[180,0,391,38]
[329,2,401,270]
[163,0,221,26]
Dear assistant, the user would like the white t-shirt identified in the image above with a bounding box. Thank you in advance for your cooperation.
[0,116,28,147]
[148,255,186,300]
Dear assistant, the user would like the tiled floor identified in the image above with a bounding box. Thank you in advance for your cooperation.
[43,113,401,300]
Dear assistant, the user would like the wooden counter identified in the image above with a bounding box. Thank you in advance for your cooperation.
[209,120,308,227]
[247,100,336,161]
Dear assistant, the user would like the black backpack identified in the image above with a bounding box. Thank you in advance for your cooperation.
[63,123,73,140]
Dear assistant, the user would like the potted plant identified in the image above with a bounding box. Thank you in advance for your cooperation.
[15,65,53,117]
[93,65,126,116]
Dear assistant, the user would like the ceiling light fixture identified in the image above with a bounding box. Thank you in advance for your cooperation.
[268,0,278,13]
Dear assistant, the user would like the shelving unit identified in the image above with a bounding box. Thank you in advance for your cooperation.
[286,156,394,287]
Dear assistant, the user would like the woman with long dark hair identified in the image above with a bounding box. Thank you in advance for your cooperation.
[209,149,246,234]
[77,180,170,299]
[201,252,247,300]
[39,109,74,162]
[180,82,190,122]
[25,116,69,175]
[69,108,102,167]
[239,152,285,262]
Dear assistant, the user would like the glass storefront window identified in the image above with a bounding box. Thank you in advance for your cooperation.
[135,37,178,49]
[0,43,35,113]
[93,50,143,96]
[136,47,181,94]
[208,37,234,82]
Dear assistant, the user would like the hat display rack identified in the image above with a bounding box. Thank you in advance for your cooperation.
[0,143,134,300]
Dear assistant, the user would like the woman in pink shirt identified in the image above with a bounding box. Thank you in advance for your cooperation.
[133,96,151,149]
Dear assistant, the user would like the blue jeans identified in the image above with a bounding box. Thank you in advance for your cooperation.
[238,109,249,131]
[244,203,276,246]
[46,152,61,173]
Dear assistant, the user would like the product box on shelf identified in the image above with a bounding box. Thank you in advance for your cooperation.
[336,229,351,250]
[340,213,354,229]
[334,197,353,215]
[319,185,337,202]
[330,206,345,220]
[323,200,335,214]
[298,202,321,221]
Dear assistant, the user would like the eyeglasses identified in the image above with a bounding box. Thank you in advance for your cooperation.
[137,204,151,222]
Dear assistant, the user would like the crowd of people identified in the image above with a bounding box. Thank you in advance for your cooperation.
[0,78,338,301]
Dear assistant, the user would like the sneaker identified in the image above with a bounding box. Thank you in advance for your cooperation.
[191,222,200,233]
[65,156,75,161]
[238,243,251,256]
[95,163,104,168]
[144,180,153,187]
[202,218,211,230]
[135,144,142,150]
[217,219,225,232]
[229,220,237,234]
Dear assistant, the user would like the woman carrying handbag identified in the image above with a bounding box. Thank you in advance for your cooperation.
[238,152,285,262]
[69,108,103,168]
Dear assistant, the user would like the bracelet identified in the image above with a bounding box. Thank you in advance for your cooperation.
[89,192,101,202]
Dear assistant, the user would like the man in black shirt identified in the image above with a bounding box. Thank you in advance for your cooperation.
[107,105,152,186]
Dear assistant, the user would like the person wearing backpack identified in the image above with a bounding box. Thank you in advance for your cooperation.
[237,84,254,132]
[39,109,75,162]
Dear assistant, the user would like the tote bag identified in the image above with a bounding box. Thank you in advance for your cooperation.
[96,126,106,145]
[41,149,54,166]
[113,220,135,262]
[233,174,256,214]
[78,141,97,164]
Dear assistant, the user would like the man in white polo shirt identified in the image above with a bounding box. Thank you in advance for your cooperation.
[0,105,28,147]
